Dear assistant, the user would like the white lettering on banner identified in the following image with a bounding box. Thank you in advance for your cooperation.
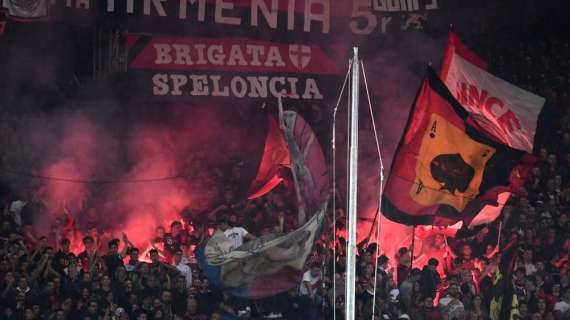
[170,74,188,95]
[151,43,288,69]
[303,79,323,99]
[173,44,193,65]
[215,0,241,25]
[179,0,206,20]
[194,44,207,64]
[127,0,135,13]
[152,74,169,95]
[388,0,400,12]
[352,0,438,34]
[210,75,229,96]
[232,77,248,97]
[374,0,434,11]
[265,47,286,67]
[445,54,545,153]
[247,45,264,66]
[189,75,209,95]
[287,78,300,99]
[227,45,248,66]
[351,0,377,35]
[247,76,269,98]
[304,0,330,33]
[151,74,324,100]
[154,44,173,64]
[207,45,225,65]
[425,0,438,10]
[144,0,167,16]
[58,0,440,35]
[251,0,278,29]
[287,0,295,31]
[269,77,286,96]
[58,0,331,34]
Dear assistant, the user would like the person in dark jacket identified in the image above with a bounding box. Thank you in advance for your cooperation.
[420,258,441,299]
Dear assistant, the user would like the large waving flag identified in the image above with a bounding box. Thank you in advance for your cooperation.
[280,110,329,224]
[382,68,533,227]
[440,31,547,154]
[439,31,553,227]
[198,111,329,298]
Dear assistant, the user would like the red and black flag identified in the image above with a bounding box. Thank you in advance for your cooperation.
[489,239,520,320]
[381,68,534,227]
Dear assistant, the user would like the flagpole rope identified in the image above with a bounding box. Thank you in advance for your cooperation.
[361,61,386,320]
[331,60,352,320]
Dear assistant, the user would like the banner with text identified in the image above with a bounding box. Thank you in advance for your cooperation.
[38,0,445,36]
[126,34,342,101]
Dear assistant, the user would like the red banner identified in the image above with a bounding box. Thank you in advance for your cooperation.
[127,35,341,75]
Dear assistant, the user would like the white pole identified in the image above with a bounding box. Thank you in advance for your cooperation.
[345,47,360,320]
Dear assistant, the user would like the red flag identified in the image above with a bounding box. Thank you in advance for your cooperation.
[440,30,489,80]
[440,31,546,154]
[247,115,290,200]
[437,32,547,227]
[382,68,534,227]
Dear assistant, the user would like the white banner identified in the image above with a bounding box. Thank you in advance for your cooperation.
[443,53,545,153]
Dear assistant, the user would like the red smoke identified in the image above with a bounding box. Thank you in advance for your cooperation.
[37,114,100,220]
[111,124,200,251]
[32,103,262,255]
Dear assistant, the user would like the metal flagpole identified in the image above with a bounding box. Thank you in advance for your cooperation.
[332,61,352,320]
[345,47,360,320]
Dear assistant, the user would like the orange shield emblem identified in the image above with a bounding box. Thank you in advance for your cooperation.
[411,114,496,212]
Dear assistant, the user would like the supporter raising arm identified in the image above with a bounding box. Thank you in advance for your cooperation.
[216,213,256,250]
[102,233,132,276]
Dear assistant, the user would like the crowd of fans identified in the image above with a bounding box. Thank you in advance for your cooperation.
[2,9,570,320]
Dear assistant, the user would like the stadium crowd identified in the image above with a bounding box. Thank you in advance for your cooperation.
[2,15,570,320]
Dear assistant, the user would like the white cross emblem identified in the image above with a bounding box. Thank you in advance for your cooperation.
[289,45,311,70]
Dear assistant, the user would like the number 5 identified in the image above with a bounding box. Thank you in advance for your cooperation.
[350,0,377,35]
